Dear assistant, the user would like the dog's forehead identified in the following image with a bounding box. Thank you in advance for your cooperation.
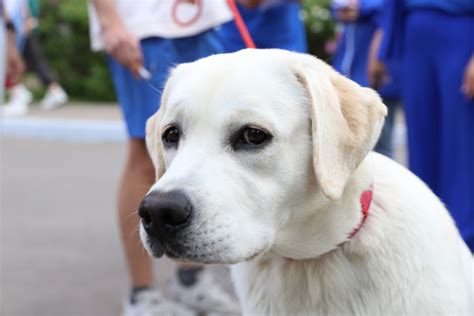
[171,51,288,97]
[162,50,305,123]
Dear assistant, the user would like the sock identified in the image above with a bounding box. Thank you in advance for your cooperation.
[176,266,204,287]
[130,286,151,304]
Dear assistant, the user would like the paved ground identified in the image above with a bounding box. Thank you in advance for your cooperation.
[11,102,123,121]
[1,137,127,315]
[0,103,406,315]
[1,103,125,143]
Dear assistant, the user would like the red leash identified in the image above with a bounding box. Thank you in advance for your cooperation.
[172,0,256,49]
[226,0,256,48]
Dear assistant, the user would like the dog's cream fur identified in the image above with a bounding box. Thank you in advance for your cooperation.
[142,49,473,315]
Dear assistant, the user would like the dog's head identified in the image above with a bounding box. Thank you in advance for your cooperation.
[139,49,386,263]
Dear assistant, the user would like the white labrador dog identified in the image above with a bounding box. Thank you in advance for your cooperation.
[139,49,473,315]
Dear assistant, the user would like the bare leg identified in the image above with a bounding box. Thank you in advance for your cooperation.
[117,138,155,287]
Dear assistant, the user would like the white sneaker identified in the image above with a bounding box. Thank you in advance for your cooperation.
[39,85,68,110]
[1,84,32,117]
[168,269,241,315]
[123,288,197,316]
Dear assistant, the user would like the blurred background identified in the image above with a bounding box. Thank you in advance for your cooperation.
[18,0,335,102]
[1,0,409,315]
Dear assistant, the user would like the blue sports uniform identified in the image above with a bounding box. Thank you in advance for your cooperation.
[218,1,307,52]
[332,0,383,86]
[108,30,224,138]
[379,0,474,250]
[332,0,401,157]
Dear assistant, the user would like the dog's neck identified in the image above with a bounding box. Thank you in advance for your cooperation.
[268,159,374,260]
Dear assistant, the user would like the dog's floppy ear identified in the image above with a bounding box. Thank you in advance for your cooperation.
[145,70,176,179]
[292,55,387,200]
[145,109,165,179]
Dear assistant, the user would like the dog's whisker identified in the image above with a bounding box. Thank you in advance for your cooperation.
[129,224,141,240]
[134,184,153,190]
[122,210,139,224]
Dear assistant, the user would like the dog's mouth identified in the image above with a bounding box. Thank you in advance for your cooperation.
[143,236,199,261]
[144,235,268,264]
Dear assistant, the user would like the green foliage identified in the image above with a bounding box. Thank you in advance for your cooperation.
[38,0,115,101]
[36,0,335,101]
[302,0,336,62]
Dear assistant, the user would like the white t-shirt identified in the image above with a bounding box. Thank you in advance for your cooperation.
[88,0,233,51]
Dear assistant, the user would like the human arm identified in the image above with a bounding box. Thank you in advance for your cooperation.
[91,0,142,76]
[367,29,388,89]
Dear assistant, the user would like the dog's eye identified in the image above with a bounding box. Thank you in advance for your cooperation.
[242,128,267,145]
[233,126,271,150]
[162,126,180,145]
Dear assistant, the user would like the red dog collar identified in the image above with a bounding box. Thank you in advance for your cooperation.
[348,183,374,239]
[284,183,374,260]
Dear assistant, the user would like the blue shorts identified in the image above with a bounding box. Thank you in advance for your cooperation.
[108,29,224,138]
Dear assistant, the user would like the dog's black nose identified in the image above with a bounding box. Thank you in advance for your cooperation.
[139,190,192,236]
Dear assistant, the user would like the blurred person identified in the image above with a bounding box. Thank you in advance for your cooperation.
[88,1,240,315]
[219,0,307,53]
[332,0,400,158]
[372,0,474,250]
[3,0,68,116]
[1,0,29,116]
[1,0,25,104]
[22,0,68,110]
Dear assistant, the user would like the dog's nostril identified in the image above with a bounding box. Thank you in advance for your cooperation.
[141,210,152,226]
[161,210,174,226]
[159,206,191,227]
[138,196,157,233]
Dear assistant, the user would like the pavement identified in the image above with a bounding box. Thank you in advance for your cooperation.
[1,103,126,143]
[0,102,406,315]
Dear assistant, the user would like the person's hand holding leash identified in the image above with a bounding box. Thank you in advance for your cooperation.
[461,55,474,99]
[92,0,143,77]
[102,23,143,77]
